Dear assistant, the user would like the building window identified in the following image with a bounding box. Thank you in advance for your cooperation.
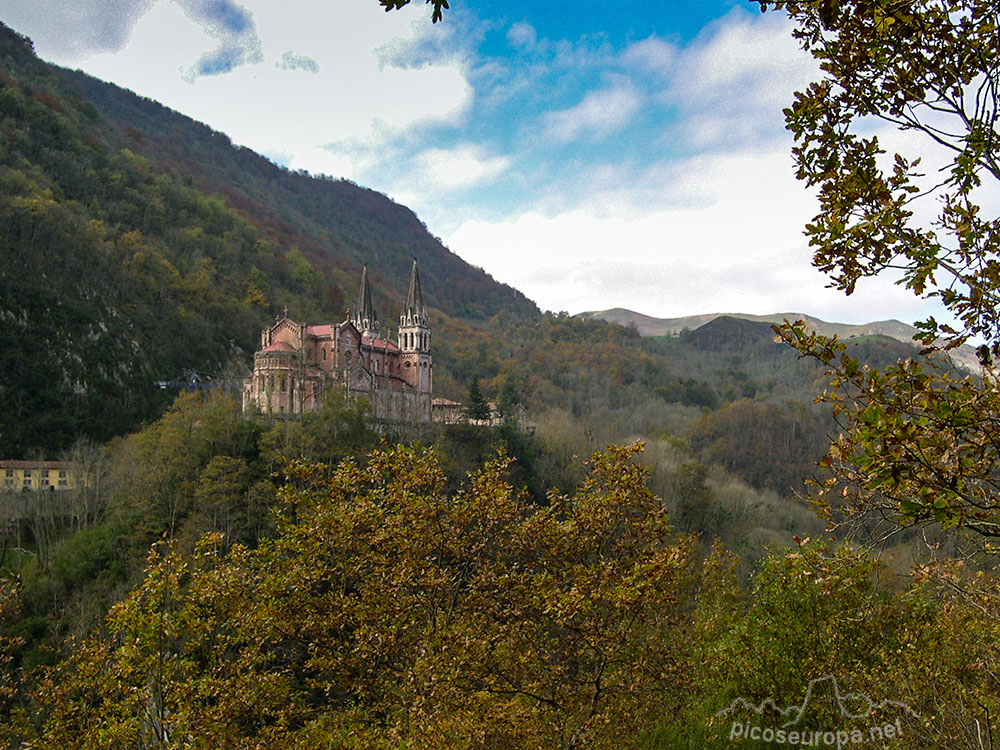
[42,469,49,478]
[42,479,50,488]
[3,480,12,489]
[22,479,31,489]
[322,348,327,361]
[58,480,68,488]
[59,470,67,478]
[4,470,12,478]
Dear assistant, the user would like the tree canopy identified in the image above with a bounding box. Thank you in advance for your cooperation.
[760,0,1000,537]
[32,444,699,749]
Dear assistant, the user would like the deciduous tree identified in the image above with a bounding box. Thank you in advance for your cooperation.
[32,444,698,749]
[760,0,1000,537]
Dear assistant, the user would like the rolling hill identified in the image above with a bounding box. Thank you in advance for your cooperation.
[579,307,980,372]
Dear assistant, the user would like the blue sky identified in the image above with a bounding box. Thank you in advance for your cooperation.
[0,0,942,324]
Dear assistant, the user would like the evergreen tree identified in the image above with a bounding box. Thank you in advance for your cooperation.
[497,378,520,422]
[464,379,491,422]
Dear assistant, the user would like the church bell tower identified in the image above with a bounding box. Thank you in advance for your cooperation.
[398,258,432,395]
[352,264,379,337]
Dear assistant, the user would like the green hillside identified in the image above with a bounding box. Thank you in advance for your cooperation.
[580,306,983,372]
[0,8,995,746]
[0,19,923,502]
[0,22,535,456]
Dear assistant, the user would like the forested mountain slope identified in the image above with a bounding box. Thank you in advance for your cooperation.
[0,22,534,455]
[0,19,924,504]
[581,307,982,371]
[59,67,535,323]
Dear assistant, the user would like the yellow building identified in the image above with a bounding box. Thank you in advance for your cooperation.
[0,461,81,492]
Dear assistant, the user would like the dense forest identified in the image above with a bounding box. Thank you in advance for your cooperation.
[1,6,998,747]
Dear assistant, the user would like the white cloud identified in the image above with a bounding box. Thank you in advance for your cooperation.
[41,0,472,181]
[506,21,537,50]
[445,145,933,324]
[664,9,819,149]
[620,35,676,73]
[414,145,511,189]
[1,0,155,59]
[673,9,815,107]
[543,81,642,141]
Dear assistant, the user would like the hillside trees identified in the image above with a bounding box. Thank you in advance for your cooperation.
[31,443,699,749]
[688,400,831,493]
[647,541,1000,748]
[760,0,1000,536]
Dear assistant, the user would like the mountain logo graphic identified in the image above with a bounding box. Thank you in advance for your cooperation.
[716,675,920,729]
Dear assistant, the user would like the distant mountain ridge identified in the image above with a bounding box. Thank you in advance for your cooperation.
[579,308,980,372]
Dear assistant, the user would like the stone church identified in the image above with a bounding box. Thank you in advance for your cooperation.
[242,260,433,423]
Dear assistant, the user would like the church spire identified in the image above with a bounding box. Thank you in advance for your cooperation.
[404,258,425,323]
[399,258,430,353]
[353,264,378,336]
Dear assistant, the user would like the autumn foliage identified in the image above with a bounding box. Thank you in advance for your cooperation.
[31,444,698,749]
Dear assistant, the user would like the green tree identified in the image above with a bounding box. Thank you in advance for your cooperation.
[497,376,520,421]
[31,444,699,749]
[760,0,1000,536]
[650,541,1000,749]
[464,378,491,422]
[257,389,376,472]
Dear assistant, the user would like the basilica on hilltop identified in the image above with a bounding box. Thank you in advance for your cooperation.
[242,260,433,423]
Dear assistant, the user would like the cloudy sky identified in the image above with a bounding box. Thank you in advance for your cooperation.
[0,0,943,324]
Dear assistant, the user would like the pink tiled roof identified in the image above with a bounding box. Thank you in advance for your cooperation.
[306,324,333,337]
[261,340,296,353]
[362,335,399,351]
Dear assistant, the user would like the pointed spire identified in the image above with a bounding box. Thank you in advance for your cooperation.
[353,264,378,335]
[399,258,429,353]
[405,257,425,320]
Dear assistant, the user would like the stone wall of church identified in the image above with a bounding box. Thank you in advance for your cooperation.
[369,388,432,424]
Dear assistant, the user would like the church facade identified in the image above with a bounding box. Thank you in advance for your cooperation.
[242,260,433,423]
